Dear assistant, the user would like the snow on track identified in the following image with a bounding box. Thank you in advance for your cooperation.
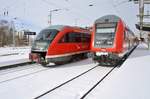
[0,64,48,83]
[0,64,40,75]
[84,43,150,99]
[39,66,114,99]
[0,59,97,99]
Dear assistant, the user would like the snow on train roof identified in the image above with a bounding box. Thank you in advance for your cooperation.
[46,25,67,31]
[45,25,89,32]
[95,15,121,23]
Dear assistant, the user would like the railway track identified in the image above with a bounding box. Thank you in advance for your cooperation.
[0,61,33,70]
[0,46,136,99]
[34,65,115,99]
[0,59,98,99]
[0,64,39,75]
[35,65,99,99]
[34,46,137,99]
[0,64,50,84]
[0,59,96,86]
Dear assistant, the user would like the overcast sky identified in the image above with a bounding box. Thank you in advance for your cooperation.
[0,0,142,33]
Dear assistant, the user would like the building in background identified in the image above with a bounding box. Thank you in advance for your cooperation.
[0,16,37,47]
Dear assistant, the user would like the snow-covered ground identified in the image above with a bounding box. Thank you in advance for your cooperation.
[0,59,98,99]
[0,46,31,67]
[85,43,150,99]
[40,66,113,99]
[0,43,150,99]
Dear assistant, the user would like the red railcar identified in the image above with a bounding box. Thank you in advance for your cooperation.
[29,25,91,66]
[91,15,137,66]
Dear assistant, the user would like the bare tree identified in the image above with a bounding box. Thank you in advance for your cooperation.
[0,19,14,47]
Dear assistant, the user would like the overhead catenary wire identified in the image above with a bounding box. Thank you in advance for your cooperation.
[0,0,19,16]
[40,0,92,25]
[113,0,130,7]
[107,0,134,20]
[106,0,121,15]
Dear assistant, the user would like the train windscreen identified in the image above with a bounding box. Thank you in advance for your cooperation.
[32,29,59,52]
[94,23,116,48]
[36,29,58,41]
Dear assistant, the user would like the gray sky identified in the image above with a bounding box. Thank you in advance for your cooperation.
[0,0,140,32]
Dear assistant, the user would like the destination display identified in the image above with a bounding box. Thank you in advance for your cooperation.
[24,32,36,35]
[96,23,116,28]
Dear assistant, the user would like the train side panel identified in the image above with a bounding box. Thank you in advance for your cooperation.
[30,25,91,65]
[114,20,125,53]
[46,27,90,58]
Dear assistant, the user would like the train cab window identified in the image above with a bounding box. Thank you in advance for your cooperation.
[36,29,59,41]
[94,23,117,47]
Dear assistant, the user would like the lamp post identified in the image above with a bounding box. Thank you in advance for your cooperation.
[12,18,17,47]
[139,0,144,39]
[49,9,61,25]
[48,8,68,25]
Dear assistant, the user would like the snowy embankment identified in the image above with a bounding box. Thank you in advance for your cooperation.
[86,43,150,99]
[0,46,31,67]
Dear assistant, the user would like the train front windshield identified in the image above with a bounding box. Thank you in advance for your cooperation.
[94,23,116,48]
[32,29,59,52]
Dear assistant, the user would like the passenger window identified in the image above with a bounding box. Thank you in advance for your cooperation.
[59,34,69,43]
[68,33,76,42]
[59,32,89,43]
[75,33,81,42]
[67,32,81,43]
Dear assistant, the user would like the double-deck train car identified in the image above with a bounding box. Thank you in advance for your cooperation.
[29,25,91,66]
[91,15,137,66]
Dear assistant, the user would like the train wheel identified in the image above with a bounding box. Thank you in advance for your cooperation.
[39,57,49,66]
[82,53,88,59]
[41,62,48,67]
[55,62,65,65]
[73,53,88,61]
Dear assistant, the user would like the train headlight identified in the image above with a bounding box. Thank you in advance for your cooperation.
[39,47,44,50]
[96,41,102,44]
[96,52,108,56]
[107,41,113,45]
[96,41,99,44]
[33,46,46,51]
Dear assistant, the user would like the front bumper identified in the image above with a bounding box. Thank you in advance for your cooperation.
[29,53,40,63]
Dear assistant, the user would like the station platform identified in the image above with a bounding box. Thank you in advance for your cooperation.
[86,43,150,99]
[0,47,30,67]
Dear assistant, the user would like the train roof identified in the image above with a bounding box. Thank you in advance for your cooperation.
[95,15,121,23]
[46,25,66,31]
[45,25,89,32]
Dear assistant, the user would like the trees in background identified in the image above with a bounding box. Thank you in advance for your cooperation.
[0,20,13,47]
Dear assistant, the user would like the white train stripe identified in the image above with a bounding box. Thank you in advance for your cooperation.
[46,50,89,58]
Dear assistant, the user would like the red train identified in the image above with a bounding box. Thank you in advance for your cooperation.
[91,15,137,66]
[29,25,91,66]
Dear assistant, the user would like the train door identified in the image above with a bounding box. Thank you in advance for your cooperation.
[126,30,131,50]
[81,33,91,51]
